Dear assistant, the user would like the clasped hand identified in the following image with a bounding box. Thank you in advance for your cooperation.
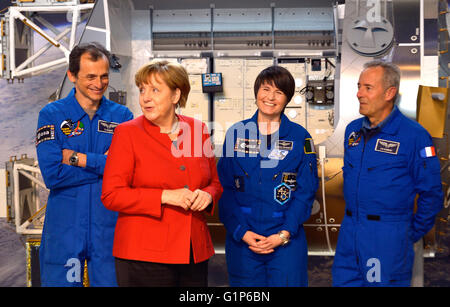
[162,188,212,212]
[242,231,286,254]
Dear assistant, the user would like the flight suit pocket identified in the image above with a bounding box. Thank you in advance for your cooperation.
[342,159,357,202]
[363,160,409,206]
[43,194,78,264]
[388,223,414,282]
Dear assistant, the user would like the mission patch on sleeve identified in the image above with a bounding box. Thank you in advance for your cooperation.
[36,125,55,146]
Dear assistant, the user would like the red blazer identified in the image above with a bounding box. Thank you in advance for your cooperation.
[101,115,223,264]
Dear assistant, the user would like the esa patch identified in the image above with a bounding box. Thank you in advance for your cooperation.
[304,138,315,154]
[282,172,297,191]
[274,183,291,205]
[375,139,400,155]
[36,125,55,146]
[234,138,260,154]
[98,120,119,134]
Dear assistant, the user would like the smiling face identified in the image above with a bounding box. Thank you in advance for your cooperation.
[357,66,396,126]
[138,73,180,127]
[67,53,109,107]
[256,81,289,122]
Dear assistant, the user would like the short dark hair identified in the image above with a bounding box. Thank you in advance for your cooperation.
[68,42,111,77]
[254,66,296,103]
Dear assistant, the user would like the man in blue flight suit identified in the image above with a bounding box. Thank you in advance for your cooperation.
[332,60,443,287]
[218,65,319,286]
[36,42,133,286]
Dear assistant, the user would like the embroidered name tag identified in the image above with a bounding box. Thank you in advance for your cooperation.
[234,138,260,154]
[275,140,293,151]
[375,139,400,155]
[98,120,119,134]
[36,125,55,146]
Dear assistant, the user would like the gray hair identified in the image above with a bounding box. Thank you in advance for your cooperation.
[363,60,401,102]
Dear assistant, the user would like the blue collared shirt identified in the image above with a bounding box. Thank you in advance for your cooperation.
[362,105,398,130]
[361,105,397,142]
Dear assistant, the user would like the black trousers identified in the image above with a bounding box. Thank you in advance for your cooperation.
[115,252,209,287]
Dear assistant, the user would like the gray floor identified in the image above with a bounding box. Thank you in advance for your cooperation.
[1,217,449,287]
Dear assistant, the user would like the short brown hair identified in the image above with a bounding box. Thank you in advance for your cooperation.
[254,65,295,103]
[135,60,191,108]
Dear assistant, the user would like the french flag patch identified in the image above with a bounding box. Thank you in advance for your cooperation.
[420,146,436,158]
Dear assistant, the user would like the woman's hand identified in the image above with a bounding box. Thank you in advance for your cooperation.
[242,231,274,254]
[254,234,283,252]
[243,230,290,254]
[161,188,196,211]
[189,189,212,211]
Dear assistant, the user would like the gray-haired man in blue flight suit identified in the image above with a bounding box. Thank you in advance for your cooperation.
[332,60,443,287]
[36,42,133,286]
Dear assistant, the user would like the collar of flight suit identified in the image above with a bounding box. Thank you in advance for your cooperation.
[249,110,293,139]
[64,88,111,122]
[360,104,402,137]
[238,111,294,172]
[374,104,402,136]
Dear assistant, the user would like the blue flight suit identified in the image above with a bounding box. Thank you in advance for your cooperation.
[36,88,133,286]
[218,111,319,286]
[332,106,443,287]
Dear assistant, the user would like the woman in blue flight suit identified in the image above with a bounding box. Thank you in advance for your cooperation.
[217,66,319,286]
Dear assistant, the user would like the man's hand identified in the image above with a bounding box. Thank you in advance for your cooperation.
[62,149,86,168]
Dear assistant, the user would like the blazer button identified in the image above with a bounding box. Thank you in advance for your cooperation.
[180,165,186,171]
[184,185,189,189]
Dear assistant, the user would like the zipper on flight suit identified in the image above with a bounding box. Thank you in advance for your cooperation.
[87,115,94,261]
[235,159,249,178]
[355,133,367,222]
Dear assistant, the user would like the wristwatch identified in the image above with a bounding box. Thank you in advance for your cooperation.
[278,231,290,246]
[69,151,79,166]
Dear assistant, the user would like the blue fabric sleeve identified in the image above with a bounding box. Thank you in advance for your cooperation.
[410,129,443,242]
[281,135,319,237]
[36,108,99,190]
[84,108,134,176]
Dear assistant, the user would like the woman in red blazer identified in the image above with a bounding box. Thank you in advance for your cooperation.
[101,60,223,286]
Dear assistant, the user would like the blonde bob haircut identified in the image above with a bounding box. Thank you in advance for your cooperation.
[135,60,191,108]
